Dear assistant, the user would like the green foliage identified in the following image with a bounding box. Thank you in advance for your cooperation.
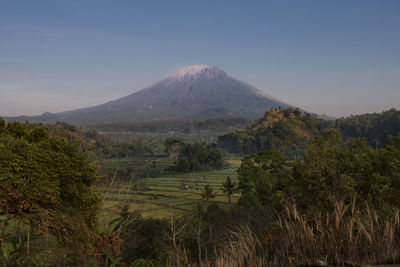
[119,216,167,264]
[222,176,238,203]
[166,139,227,172]
[336,108,400,147]
[218,108,332,158]
[200,185,217,202]
[0,121,107,264]
[20,121,152,160]
[237,150,291,208]
[219,108,400,159]
[291,130,400,214]
[237,129,400,215]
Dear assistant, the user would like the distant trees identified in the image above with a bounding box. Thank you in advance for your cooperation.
[20,121,153,160]
[165,138,184,158]
[218,108,332,158]
[218,107,400,158]
[335,108,400,148]
[165,139,227,173]
[91,118,250,135]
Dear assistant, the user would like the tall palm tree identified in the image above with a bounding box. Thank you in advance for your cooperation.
[222,176,237,204]
[200,184,216,202]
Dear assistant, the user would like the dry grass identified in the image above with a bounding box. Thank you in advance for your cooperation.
[275,199,400,266]
[186,199,400,267]
[214,225,267,267]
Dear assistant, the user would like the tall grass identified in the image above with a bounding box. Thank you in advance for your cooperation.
[214,225,266,267]
[195,199,400,267]
[275,199,400,266]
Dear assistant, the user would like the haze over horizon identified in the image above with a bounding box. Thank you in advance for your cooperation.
[1,0,400,118]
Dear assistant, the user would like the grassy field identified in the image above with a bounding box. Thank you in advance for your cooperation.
[97,158,242,220]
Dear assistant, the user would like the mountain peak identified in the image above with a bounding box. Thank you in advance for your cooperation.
[7,65,294,124]
[170,65,226,81]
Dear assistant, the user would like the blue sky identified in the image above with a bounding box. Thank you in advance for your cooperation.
[1,0,399,117]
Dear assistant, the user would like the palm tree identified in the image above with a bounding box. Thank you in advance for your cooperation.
[200,184,216,202]
[222,176,237,204]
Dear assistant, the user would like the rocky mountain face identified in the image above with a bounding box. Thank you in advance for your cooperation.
[5,65,292,125]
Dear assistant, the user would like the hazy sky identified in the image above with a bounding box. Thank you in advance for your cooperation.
[1,0,399,117]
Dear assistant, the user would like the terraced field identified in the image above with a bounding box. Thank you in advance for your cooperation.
[98,159,241,219]
[96,155,175,179]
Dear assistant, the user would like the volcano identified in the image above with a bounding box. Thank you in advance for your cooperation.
[6,65,294,124]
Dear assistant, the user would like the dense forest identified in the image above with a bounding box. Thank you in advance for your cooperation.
[1,108,400,266]
[335,108,400,147]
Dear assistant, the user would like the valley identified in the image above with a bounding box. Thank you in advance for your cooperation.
[2,107,400,266]
[2,2,400,265]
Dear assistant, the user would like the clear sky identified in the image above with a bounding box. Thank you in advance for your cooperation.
[1,0,399,117]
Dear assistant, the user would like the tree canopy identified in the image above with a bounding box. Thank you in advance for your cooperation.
[0,119,115,264]
[237,129,400,215]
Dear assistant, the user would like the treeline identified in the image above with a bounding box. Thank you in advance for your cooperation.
[21,121,153,159]
[90,118,250,134]
[335,107,400,147]
[165,139,227,172]
[218,107,400,157]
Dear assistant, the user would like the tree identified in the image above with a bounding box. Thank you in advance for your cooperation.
[0,120,113,264]
[237,150,291,208]
[177,157,191,172]
[200,185,216,203]
[164,138,183,158]
[222,176,237,204]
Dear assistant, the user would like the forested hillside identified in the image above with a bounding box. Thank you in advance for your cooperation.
[218,108,332,157]
[218,108,400,157]
[336,108,400,147]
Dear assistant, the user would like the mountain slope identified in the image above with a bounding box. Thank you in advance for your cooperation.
[5,65,293,125]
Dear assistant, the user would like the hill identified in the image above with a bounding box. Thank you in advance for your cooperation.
[217,108,400,157]
[218,108,332,158]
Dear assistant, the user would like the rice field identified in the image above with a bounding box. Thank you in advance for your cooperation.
[97,158,242,219]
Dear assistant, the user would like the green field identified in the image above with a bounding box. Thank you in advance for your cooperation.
[97,159,242,220]
[96,155,176,179]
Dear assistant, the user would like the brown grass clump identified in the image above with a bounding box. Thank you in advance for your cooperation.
[214,225,267,267]
[165,199,400,267]
[208,199,400,267]
[275,199,400,266]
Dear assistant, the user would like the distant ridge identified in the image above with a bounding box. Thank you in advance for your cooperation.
[5,65,294,125]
